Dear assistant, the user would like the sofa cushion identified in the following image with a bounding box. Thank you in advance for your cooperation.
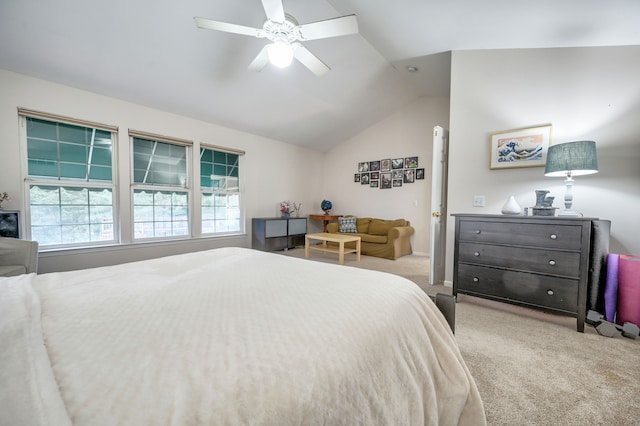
[360,234,387,244]
[338,217,357,233]
[368,218,407,236]
[355,218,372,234]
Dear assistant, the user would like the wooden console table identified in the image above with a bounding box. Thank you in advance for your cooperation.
[305,233,361,265]
[309,214,342,232]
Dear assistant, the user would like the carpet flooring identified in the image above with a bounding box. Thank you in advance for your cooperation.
[281,248,640,425]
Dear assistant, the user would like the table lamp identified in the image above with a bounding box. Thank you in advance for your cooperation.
[544,140,598,216]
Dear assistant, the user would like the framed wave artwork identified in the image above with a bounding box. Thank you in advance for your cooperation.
[490,125,552,169]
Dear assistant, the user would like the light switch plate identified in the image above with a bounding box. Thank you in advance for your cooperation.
[473,195,486,207]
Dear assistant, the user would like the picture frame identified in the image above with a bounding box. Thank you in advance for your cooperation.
[404,156,418,168]
[392,179,403,187]
[369,160,380,171]
[380,173,392,189]
[360,173,370,185]
[358,162,369,172]
[354,173,361,183]
[380,159,391,172]
[392,170,403,180]
[391,158,404,169]
[416,168,425,179]
[403,169,415,183]
[370,180,379,188]
[490,125,552,169]
[370,171,379,180]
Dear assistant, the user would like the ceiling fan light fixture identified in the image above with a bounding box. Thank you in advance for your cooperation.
[267,39,293,68]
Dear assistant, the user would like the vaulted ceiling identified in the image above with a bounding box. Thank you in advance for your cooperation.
[1,0,639,151]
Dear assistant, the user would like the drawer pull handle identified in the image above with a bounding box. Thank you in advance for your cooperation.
[474,251,480,257]
[547,289,554,296]
[549,260,556,266]
[475,229,481,234]
[473,277,479,283]
[550,234,557,240]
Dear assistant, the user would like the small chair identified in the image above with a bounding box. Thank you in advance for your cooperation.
[0,237,39,276]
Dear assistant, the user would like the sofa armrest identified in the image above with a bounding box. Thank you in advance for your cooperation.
[326,223,339,233]
[388,225,415,239]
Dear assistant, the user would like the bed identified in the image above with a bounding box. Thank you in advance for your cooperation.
[0,247,485,425]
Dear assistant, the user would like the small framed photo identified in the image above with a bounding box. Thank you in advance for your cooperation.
[370,171,379,180]
[358,162,369,172]
[404,156,418,168]
[391,158,404,169]
[360,173,370,184]
[392,170,403,180]
[416,168,425,179]
[380,173,392,189]
[392,179,403,187]
[380,159,391,172]
[490,125,552,169]
[370,180,379,188]
[354,173,361,183]
[403,169,415,183]
[369,160,380,171]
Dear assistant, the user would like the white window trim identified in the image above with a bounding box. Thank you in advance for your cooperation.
[198,145,244,236]
[129,133,193,242]
[19,112,119,249]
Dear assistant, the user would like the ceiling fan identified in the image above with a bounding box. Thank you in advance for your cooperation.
[194,0,358,77]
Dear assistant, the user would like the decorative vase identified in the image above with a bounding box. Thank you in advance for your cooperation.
[501,195,521,215]
[282,212,291,218]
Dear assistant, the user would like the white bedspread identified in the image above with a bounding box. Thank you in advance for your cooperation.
[0,247,485,425]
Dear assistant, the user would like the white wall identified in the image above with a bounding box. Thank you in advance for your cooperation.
[447,46,640,283]
[0,69,324,272]
[322,97,450,254]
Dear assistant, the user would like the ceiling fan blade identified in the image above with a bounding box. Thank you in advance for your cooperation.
[298,15,358,41]
[292,43,330,77]
[248,46,270,72]
[261,0,285,23]
[194,17,261,37]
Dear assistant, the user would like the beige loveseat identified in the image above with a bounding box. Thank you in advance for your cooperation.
[325,217,414,260]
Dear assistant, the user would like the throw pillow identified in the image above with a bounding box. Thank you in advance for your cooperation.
[338,217,357,233]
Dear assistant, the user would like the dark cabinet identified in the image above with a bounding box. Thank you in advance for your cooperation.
[452,214,610,332]
[252,217,307,252]
[0,210,20,238]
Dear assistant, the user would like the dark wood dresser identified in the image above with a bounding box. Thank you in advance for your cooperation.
[452,214,610,332]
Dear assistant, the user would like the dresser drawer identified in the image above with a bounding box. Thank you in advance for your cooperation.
[458,242,581,277]
[459,220,583,250]
[457,264,579,313]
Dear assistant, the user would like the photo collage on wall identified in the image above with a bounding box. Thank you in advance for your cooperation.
[355,157,424,189]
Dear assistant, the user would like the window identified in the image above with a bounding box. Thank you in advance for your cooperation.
[200,147,241,234]
[131,136,190,239]
[20,109,245,249]
[23,115,116,248]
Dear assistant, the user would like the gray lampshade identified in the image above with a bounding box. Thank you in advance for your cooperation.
[544,141,598,177]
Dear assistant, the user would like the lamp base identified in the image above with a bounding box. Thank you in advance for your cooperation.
[560,175,578,217]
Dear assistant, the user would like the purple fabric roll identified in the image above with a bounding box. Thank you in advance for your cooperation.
[604,254,620,322]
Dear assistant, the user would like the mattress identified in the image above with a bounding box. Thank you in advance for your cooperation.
[0,247,485,425]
